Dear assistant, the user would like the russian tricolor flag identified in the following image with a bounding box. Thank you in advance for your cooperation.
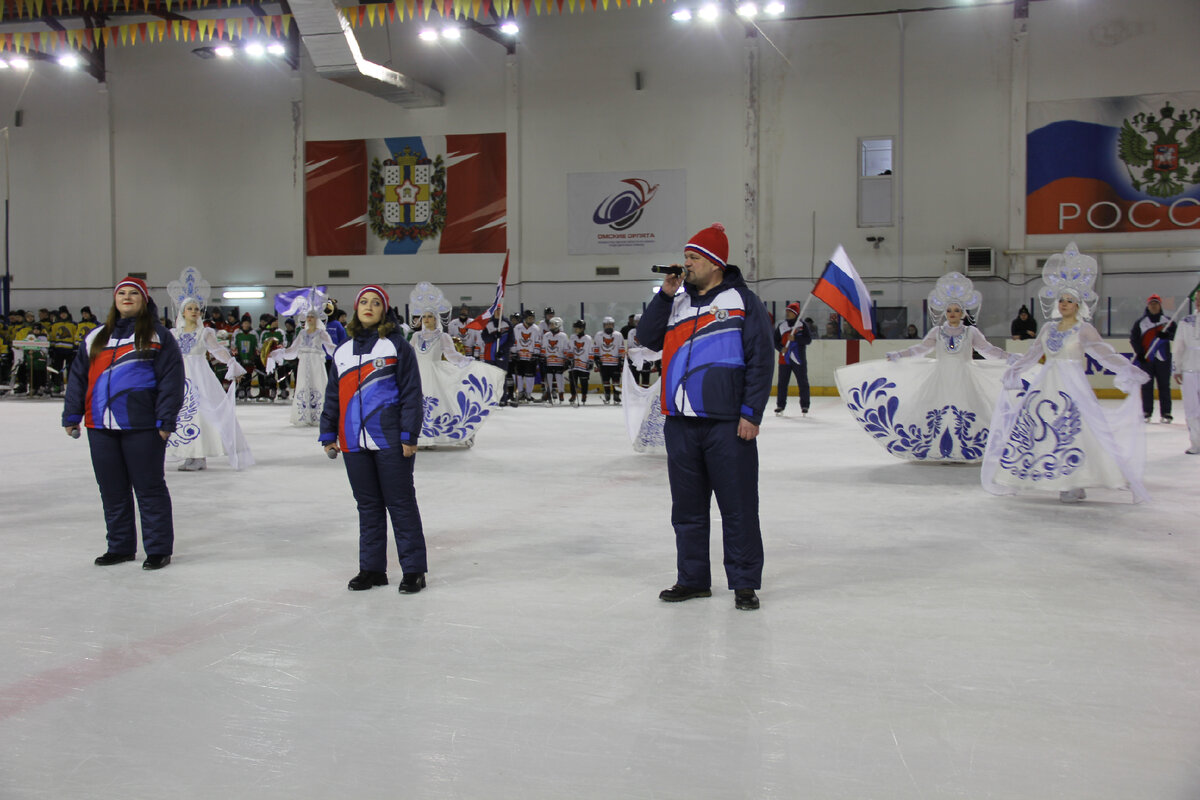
[812,245,875,342]
[464,252,509,332]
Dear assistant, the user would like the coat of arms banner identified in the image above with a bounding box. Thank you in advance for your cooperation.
[305,133,507,256]
[1027,91,1200,235]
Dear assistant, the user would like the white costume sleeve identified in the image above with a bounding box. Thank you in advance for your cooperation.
[320,330,335,356]
[203,328,246,378]
[1078,323,1148,392]
[440,332,471,366]
[968,327,1012,361]
[888,328,937,360]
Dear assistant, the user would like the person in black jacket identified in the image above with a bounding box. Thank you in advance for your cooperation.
[1130,293,1176,422]
[320,285,427,594]
[1010,305,1037,340]
[773,301,812,416]
[637,223,774,611]
[62,276,184,570]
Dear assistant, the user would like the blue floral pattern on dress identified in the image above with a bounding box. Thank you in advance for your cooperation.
[998,388,1085,480]
[421,373,498,442]
[167,379,202,448]
[844,377,989,461]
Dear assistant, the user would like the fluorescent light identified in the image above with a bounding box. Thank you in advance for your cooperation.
[736,2,757,17]
[499,21,519,35]
[764,0,784,14]
[419,28,438,42]
[698,4,719,21]
[222,290,266,300]
[214,45,234,58]
[267,42,286,56]
[671,8,692,21]
[244,42,266,58]
[442,26,461,41]
[9,57,30,70]
[58,53,80,68]
[0,60,9,69]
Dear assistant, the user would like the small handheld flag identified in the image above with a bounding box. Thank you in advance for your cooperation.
[812,245,875,342]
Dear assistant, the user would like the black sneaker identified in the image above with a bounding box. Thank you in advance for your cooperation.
[348,570,388,590]
[734,589,760,610]
[398,573,426,594]
[95,552,136,566]
[658,584,712,602]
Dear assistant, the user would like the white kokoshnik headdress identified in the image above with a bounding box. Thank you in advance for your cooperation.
[1038,241,1098,321]
[409,282,451,330]
[167,266,210,327]
[927,271,982,324]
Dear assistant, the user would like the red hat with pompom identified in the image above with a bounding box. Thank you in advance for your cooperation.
[685,223,728,269]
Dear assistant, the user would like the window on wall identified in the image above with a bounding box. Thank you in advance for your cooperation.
[858,136,894,228]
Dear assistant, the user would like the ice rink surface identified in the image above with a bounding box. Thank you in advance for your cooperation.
[1,395,1198,799]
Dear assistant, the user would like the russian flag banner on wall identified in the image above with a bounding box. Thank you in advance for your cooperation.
[1027,92,1200,235]
[305,133,507,256]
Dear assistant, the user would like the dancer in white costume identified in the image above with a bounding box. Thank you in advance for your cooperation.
[622,337,666,454]
[982,244,1150,503]
[1171,289,1200,454]
[267,288,335,426]
[835,272,1012,462]
[164,267,254,471]
[408,282,505,447]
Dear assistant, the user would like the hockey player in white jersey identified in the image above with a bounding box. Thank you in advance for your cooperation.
[568,320,594,407]
[512,310,542,403]
[541,317,570,404]
[593,316,625,404]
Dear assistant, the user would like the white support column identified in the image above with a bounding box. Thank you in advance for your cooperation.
[743,33,759,283]
[1007,14,1030,277]
[506,51,522,308]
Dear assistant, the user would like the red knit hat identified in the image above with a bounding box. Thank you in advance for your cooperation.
[114,276,149,299]
[786,302,801,316]
[685,223,728,269]
[356,284,390,309]
[1147,293,1163,304]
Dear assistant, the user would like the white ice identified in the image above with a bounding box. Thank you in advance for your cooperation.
[1,396,1199,799]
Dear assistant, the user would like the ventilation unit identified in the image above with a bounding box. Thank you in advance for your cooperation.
[963,247,995,277]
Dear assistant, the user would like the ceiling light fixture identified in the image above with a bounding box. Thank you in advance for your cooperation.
[419,28,438,42]
[764,1,785,15]
[698,4,720,21]
[671,8,692,21]
[0,60,9,69]
[58,53,81,68]
[442,26,461,41]
[214,44,234,58]
[244,41,266,58]
[9,57,30,70]
[267,42,286,56]
[499,21,519,35]
[222,289,266,300]
[736,2,757,17]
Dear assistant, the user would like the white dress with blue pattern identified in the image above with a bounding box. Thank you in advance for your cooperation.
[835,324,1010,462]
[622,343,666,454]
[166,326,254,469]
[412,328,505,446]
[982,321,1149,502]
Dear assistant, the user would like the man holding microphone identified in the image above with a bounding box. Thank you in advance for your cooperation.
[637,223,774,610]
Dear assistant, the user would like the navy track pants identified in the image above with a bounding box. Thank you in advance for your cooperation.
[775,360,810,411]
[1139,359,1172,418]
[343,448,426,574]
[87,428,174,557]
[664,416,763,590]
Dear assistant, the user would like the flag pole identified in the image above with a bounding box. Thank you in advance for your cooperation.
[1144,278,1200,362]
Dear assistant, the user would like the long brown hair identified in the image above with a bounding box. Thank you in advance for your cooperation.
[89,298,157,358]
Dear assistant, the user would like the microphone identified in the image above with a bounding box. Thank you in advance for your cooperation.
[326,447,339,460]
[651,265,683,276]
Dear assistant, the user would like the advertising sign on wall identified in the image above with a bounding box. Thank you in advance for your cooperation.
[306,133,506,256]
[567,170,686,255]
[1027,92,1200,234]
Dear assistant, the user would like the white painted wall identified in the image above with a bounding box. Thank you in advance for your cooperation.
[2,0,1196,337]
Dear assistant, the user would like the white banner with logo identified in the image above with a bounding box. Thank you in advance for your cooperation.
[567,170,687,255]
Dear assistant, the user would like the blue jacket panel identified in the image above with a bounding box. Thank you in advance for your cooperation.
[637,265,774,425]
[62,318,184,432]
[320,329,423,451]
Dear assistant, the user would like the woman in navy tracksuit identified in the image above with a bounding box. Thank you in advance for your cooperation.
[320,285,428,593]
[62,276,184,570]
